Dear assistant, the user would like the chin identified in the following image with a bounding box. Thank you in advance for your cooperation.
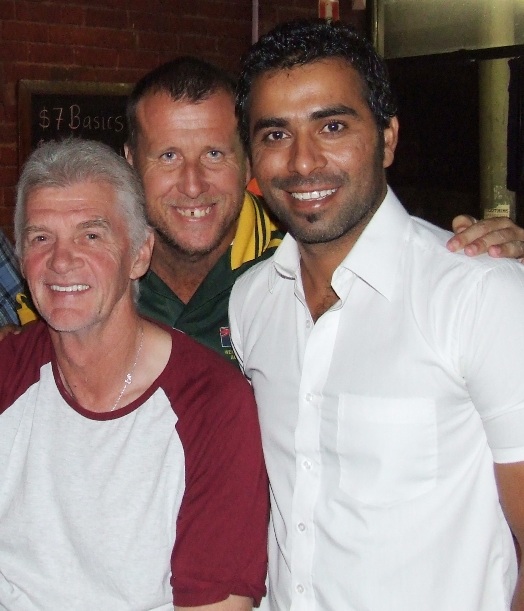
[42,311,96,334]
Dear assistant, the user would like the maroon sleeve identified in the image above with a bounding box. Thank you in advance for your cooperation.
[0,321,52,414]
[168,336,269,607]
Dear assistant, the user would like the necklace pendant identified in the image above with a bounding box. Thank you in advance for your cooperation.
[125,373,132,385]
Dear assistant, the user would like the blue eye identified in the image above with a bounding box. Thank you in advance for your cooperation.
[206,150,224,160]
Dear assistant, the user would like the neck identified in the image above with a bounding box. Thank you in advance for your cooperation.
[150,234,231,304]
[53,314,145,413]
[298,210,373,322]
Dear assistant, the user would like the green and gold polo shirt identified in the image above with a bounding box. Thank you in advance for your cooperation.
[138,192,283,365]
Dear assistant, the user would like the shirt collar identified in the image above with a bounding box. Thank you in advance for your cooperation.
[339,188,410,300]
[269,188,410,300]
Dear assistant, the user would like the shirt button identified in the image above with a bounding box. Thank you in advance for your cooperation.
[297,522,306,532]
[296,584,305,594]
[305,393,313,402]
[306,320,312,328]
[303,459,312,470]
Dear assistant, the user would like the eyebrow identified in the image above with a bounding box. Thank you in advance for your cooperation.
[311,105,359,121]
[23,225,48,236]
[252,104,360,136]
[78,218,111,231]
[24,218,111,236]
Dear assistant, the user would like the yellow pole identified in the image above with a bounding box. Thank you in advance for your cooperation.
[479,0,515,219]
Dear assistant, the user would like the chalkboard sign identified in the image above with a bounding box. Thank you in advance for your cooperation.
[18,80,133,168]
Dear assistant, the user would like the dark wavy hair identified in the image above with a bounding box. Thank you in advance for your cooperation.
[126,56,237,151]
[236,19,397,152]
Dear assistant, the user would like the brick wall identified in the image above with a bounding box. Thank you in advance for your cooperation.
[0,0,365,239]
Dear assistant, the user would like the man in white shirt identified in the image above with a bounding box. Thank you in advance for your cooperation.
[230,18,524,611]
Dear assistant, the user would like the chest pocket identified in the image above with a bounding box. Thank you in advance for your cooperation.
[337,395,437,506]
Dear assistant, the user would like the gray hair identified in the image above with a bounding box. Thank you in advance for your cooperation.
[15,138,150,257]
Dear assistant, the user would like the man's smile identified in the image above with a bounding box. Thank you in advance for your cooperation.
[49,284,90,292]
[290,188,337,201]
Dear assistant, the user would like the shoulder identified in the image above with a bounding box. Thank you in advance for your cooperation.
[232,256,274,299]
[158,327,255,407]
[408,215,524,282]
[403,217,524,339]
[0,321,53,413]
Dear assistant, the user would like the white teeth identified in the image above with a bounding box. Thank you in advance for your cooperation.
[49,284,90,292]
[177,206,212,218]
[291,188,337,201]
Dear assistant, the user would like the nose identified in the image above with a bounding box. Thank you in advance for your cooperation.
[176,161,210,199]
[47,239,82,274]
[287,133,327,176]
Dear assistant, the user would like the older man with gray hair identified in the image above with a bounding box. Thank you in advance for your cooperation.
[0,138,268,611]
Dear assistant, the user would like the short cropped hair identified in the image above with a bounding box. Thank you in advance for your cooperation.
[15,138,149,258]
[126,56,237,151]
[236,18,398,151]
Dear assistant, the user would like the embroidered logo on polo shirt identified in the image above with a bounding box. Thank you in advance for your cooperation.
[220,326,232,348]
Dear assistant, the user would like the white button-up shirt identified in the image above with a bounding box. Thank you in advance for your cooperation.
[229,190,524,611]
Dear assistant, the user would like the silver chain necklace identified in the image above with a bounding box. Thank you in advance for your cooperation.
[110,324,145,411]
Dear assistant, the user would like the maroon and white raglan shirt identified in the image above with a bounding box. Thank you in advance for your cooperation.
[0,321,268,610]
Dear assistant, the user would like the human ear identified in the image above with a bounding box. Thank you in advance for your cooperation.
[383,116,399,169]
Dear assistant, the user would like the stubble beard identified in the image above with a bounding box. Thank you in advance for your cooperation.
[266,171,385,246]
[148,202,241,262]
[264,141,386,245]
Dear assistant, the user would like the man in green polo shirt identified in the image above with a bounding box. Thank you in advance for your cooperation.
[125,57,283,364]
[123,56,524,366]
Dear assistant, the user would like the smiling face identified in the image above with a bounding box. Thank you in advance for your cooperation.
[126,90,250,261]
[249,58,398,248]
[20,181,151,334]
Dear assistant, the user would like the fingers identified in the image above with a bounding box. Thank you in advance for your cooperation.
[487,239,524,262]
[451,214,477,235]
[447,217,524,261]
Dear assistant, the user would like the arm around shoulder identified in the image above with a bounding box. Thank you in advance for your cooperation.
[448,215,524,260]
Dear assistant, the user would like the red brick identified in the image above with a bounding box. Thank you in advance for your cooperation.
[0,121,16,142]
[3,104,17,125]
[16,2,85,26]
[178,34,219,56]
[127,0,162,11]
[0,0,15,20]
[85,7,124,30]
[211,19,252,41]
[49,24,134,49]
[5,62,65,83]
[127,10,163,32]
[28,43,75,66]
[119,48,162,71]
[113,67,152,84]
[0,205,16,226]
[0,164,19,186]
[73,46,120,69]
[3,20,48,43]
[16,1,63,24]
[0,145,17,165]
[135,30,174,52]
[4,185,15,204]
[161,12,182,32]
[85,0,128,9]
[0,40,28,62]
